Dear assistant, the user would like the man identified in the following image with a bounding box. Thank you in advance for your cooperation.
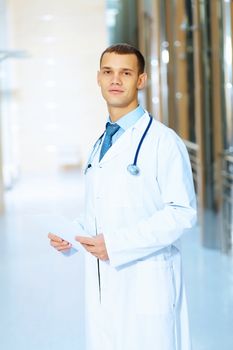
[49,43,196,350]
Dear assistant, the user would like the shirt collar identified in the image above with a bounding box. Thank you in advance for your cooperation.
[108,105,145,131]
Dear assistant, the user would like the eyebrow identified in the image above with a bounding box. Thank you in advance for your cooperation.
[101,66,134,72]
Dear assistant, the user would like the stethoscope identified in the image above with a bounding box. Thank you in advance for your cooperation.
[85,114,153,176]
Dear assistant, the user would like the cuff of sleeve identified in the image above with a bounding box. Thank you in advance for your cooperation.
[61,247,78,257]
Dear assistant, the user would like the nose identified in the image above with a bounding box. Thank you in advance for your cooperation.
[111,72,122,85]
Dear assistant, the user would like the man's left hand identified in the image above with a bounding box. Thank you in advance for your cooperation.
[75,234,109,261]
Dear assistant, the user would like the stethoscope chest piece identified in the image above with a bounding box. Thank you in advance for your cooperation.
[126,114,153,176]
[127,164,140,176]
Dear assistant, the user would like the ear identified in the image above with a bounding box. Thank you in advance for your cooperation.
[97,71,101,86]
[137,73,147,90]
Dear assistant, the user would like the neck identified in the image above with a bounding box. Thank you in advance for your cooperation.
[108,101,139,122]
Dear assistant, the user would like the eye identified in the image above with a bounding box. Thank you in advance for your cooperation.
[123,71,131,76]
[103,70,111,75]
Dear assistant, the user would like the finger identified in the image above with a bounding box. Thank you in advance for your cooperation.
[76,236,95,245]
[48,232,63,242]
[50,240,71,249]
[57,244,72,252]
[52,243,72,252]
[50,239,65,246]
[80,244,103,259]
[80,243,93,251]
[80,243,98,254]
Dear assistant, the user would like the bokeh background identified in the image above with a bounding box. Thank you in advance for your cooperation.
[0,1,233,349]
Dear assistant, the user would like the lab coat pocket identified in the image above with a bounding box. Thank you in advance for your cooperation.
[135,259,175,315]
[124,172,144,206]
[110,172,144,208]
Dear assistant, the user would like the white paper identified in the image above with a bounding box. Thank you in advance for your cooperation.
[36,214,92,252]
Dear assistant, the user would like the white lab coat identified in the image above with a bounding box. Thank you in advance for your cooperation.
[81,111,196,350]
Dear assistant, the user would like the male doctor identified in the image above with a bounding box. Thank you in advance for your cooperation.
[48,43,196,350]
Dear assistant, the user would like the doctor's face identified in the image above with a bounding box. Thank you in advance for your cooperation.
[97,53,147,115]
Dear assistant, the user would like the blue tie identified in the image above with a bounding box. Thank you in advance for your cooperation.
[99,122,120,161]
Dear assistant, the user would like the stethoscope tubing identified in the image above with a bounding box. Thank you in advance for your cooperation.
[132,115,153,167]
[85,114,153,175]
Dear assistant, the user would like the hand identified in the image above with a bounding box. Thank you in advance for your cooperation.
[75,234,109,261]
[48,232,72,253]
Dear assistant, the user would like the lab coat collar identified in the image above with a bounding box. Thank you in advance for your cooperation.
[108,104,145,131]
[99,111,151,164]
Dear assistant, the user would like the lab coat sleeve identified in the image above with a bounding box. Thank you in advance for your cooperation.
[104,129,197,268]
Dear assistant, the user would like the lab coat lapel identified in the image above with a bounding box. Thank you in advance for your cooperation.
[99,112,150,164]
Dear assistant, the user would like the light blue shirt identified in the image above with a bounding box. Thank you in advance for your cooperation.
[108,105,145,144]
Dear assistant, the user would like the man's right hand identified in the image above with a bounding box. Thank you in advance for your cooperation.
[48,233,72,253]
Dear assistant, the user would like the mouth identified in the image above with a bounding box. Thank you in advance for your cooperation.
[108,89,124,94]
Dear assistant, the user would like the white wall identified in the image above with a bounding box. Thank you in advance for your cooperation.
[0,110,3,208]
[0,0,7,210]
[6,0,108,175]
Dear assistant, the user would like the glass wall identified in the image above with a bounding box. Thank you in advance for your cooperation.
[106,0,138,46]
[138,0,233,254]
[221,0,233,254]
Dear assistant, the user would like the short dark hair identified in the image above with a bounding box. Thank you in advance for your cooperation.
[100,43,145,75]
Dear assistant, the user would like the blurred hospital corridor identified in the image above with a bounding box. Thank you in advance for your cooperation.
[0,172,86,349]
[1,0,233,349]
[0,172,233,350]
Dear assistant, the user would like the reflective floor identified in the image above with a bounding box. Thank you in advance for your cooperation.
[0,171,233,350]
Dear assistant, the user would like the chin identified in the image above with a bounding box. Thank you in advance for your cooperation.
[108,102,129,108]
[106,98,128,106]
